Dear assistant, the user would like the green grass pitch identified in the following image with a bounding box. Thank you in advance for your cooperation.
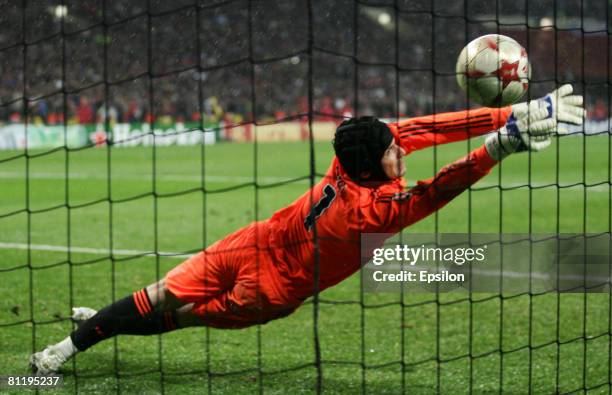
[0,134,611,394]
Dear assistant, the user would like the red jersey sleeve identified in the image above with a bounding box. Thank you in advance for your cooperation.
[388,107,512,154]
[362,145,498,233]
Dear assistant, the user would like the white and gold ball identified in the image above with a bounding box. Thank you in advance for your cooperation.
[456,34,530,107]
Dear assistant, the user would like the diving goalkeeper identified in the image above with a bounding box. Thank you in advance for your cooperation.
[30,85,585,374]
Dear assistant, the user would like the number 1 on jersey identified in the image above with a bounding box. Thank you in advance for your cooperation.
[304,184,337,231]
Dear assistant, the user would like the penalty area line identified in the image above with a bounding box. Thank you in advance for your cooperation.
[0,172,610,192]
[0,242,192,259]
[0,171,314,184]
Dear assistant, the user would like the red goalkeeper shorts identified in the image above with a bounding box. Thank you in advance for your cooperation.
[165,223,301,329]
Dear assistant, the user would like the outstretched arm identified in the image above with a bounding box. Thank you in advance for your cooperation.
[366,84,586,233]
[360,144,498,234]
[388,107,512,155]
[388,145,497,232]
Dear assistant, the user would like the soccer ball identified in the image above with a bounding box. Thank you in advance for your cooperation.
[456,34,530,107]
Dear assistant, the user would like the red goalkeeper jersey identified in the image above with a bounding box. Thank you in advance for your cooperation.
[266,106,512,301]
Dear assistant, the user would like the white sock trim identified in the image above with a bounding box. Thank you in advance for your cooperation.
[54,336,78,361]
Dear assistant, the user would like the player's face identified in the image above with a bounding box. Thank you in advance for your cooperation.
[381,140,406,179]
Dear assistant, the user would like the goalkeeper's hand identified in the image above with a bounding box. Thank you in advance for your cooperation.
[484,106,555,160]
[511,84,586,129]
[485,84,586,160]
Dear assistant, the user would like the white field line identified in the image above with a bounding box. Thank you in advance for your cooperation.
[0,171,300,184]
[1,242,608,282]
[0,242,191,259]
[0,171,610,191]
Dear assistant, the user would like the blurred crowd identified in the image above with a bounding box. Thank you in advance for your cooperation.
[0,0,609,127]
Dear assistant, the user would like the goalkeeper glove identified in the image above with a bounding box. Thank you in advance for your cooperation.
[485,107,555,160]
[511,84,586,129]
[485,84,586,160]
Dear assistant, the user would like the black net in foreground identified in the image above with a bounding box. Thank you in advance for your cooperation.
[0,0,610,394]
